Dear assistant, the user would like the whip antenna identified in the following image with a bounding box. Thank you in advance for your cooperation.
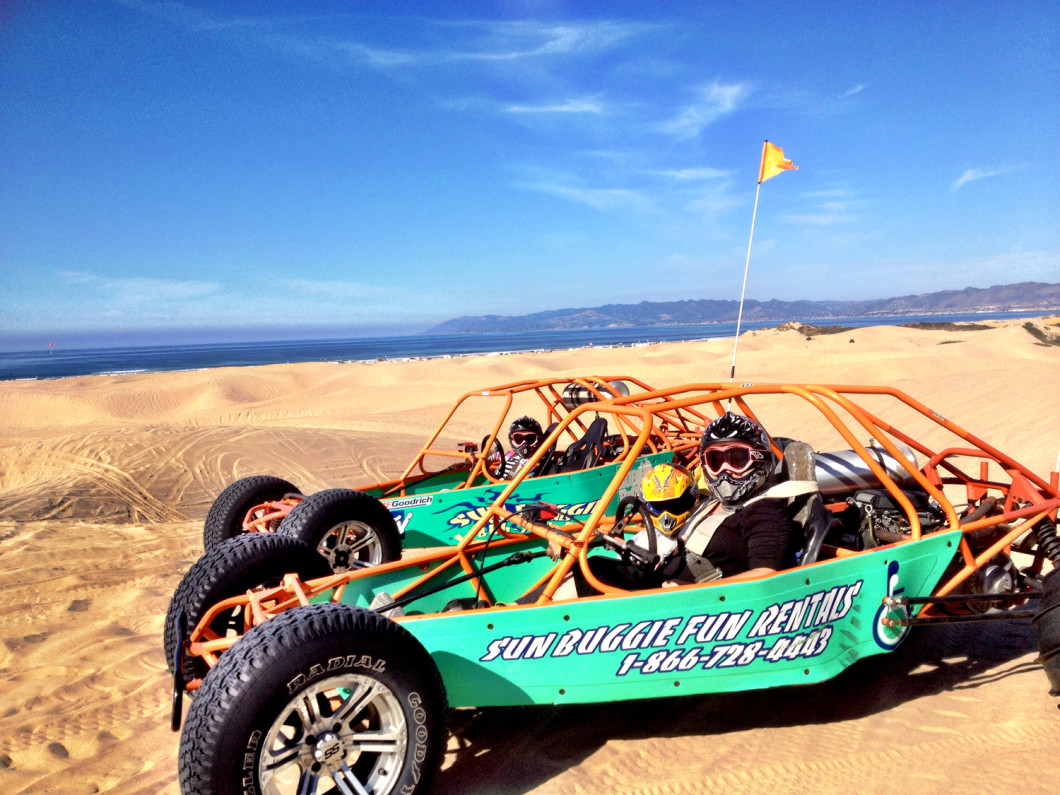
[728,139,798,400]
[728,181,761,386]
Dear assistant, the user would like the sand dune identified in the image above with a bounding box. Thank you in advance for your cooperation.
[1,317,1058,794]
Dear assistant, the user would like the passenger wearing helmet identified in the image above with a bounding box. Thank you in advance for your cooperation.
[577,462,702,593]
[640,462,699,546]
[502,416,545,479]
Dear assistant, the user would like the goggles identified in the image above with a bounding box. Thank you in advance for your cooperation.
[701,443,765,476]
[510,431,540,446]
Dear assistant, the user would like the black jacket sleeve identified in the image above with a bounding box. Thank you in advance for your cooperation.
[704,498,800,576]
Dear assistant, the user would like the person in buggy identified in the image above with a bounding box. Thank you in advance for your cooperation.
[580,412,803,593]
[502,416,546,479]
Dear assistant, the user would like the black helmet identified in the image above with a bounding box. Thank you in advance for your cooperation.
[699,412,774,505]
[509,416,543,457]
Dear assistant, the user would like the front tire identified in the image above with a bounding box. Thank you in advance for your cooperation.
[164,533,331,681]
[178,603,447,795]
[203,475,300,550]
[278,489,401,573]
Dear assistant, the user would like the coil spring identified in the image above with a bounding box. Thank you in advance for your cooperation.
[1036,518,1060,567]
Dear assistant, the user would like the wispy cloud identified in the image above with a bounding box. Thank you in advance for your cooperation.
[122,4,652,72]
[47,270,437,329]
[506,97,605,114]
[781,210,853,227]
[276,278,389,300]
[952,164,1024,190]
[683,183,745,222]
[431,20,652,63]
[652,167,732,182]
[658,80,750,139]
[840,83,866,98]
[781,188,858,226]
[518,181,650,212]
[58,270,221,301]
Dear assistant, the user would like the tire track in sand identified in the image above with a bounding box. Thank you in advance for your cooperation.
[0,446,186,523]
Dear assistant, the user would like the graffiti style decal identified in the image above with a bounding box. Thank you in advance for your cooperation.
[617,459,655,500]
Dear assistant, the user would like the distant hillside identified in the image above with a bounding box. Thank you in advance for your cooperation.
[428,282,1060,334]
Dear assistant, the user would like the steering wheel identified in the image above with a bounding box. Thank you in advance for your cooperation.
[599,496,659,570]
[480,435,505,479]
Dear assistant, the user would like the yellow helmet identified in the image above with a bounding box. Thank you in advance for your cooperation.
[640,463,698,536]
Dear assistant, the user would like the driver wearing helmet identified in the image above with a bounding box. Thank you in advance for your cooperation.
[677,411,802,582]
[503,416,545,479]
[582,412,801,593]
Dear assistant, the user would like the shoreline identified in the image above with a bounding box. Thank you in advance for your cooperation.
[3,311,1057,383]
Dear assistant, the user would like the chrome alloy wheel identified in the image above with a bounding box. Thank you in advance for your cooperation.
[258,673,408,794]
[318,520,383,572]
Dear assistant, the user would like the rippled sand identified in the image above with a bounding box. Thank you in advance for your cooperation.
[1,317,1058,794]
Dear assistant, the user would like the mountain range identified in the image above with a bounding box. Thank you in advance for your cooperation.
[427,282,1060,334]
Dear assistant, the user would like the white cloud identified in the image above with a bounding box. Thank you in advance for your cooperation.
[433,20,653,63]
[840,83,866,98]
[518,181,650,212]
[128,5,652,72]
[653,167,732,181]
[778,187,859,227]
[276,278,389,300]
[952,164,1024,190]
[506,97,604,114]
[37,269,444,331]
[57,270,221,301]
[780,211,853,227]
[658,80,750,139]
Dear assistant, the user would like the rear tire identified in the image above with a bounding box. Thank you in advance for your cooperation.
[164,533,331,682]
[203,475,300,550]
[178,603,447,795]
[278,489,401,573]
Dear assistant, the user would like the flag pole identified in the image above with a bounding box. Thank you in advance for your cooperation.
[729,140,768,388]
[728,139,796,404]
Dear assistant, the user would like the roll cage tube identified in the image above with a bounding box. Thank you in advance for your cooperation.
[606,383,949,537]
[393,376,664,487]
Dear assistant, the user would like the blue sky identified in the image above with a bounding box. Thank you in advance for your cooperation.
[2,1,1057,349]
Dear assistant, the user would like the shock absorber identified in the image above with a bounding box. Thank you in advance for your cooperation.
[1035,518,1060,567]
[1032,518,1060,698]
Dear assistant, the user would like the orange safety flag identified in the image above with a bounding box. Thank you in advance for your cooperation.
[758,140,798,183]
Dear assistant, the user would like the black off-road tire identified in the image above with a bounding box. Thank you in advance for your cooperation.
[164,533,331,682]
[178,603,447,795]
[203,475,300,550]
[277,489,401,573]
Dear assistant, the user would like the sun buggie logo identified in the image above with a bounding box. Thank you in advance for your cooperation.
[480,578,866,677]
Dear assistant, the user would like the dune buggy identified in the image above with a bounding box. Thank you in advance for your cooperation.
[170,382,1060,795]
[203,376,707,572]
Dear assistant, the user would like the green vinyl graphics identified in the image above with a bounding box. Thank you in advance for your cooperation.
[379,452,671,547]
[392,530,960,707]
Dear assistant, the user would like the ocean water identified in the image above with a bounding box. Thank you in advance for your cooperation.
[0,311,1047,381]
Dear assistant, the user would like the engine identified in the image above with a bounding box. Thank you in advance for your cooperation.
[842,488,947,549]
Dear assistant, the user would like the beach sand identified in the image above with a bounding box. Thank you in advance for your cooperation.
[1,317,1058,794]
